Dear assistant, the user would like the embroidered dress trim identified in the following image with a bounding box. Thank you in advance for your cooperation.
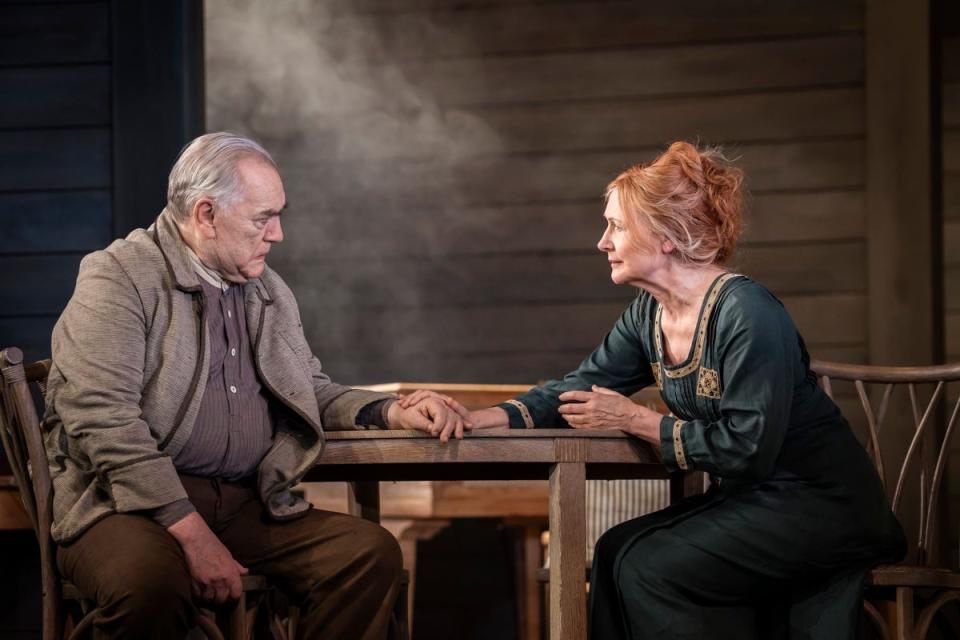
[505,399,535,429]
[655,272,740,379]
[673,419,689,470]
[696,367,722,399]
[651,362,663,390]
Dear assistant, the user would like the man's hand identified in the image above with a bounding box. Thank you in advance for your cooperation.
[558,385,662,444]
[167,512,248,604]
[396,390,470,420]
[388,394,468,442]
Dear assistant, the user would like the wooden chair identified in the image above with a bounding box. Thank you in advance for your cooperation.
[812,359,960,640]
[0,347,289,640]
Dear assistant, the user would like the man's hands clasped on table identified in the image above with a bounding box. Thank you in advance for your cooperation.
[391,390,472,442]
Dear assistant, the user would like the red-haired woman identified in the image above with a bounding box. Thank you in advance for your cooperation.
[413,142,905,638]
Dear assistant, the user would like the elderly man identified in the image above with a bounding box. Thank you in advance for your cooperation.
[43,132,466,639]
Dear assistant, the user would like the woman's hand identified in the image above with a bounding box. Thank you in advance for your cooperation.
[558,385,662,444]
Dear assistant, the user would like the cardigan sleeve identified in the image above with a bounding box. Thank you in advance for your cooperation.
[659,288,795,480]
[499,297,656,428]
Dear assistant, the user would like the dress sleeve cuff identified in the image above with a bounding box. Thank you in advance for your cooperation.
[497,400,534,429]
[659,415,690,472]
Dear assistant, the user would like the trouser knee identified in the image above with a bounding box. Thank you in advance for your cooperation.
[99,561,193,634]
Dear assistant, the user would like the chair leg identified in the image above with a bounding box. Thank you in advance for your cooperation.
[227,592,247,640]
[881,586,914,640]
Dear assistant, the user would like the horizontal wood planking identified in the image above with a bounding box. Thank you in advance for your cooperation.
[0,191,111,254]
[277,242,864,313]
[0,65,110,129]
[0,128,111,191]
[948,313,960,358]
[320,342,869,386]
[0,3,109,67]
[272,190,864,261]
[944,37,959,83]
[282,139,863,209]
[945,83,959,128]
[301,292,865,356]
[392,35,863,107]
[448,87,864,154]
[945,222,960,267]
[946,177,960,220]
[946,266,960,312]
[303,293,865,384]
[0,254,81,316]
[347,0,862,58]
[945,130,960,173]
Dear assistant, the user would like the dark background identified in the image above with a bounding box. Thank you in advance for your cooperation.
[1,0,957,637]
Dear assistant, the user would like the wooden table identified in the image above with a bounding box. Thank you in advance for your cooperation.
[307,428,677,640]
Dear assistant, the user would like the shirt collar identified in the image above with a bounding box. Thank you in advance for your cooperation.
[184,244,231,292]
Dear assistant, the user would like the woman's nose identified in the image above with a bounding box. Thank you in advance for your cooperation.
[597,229,612,252]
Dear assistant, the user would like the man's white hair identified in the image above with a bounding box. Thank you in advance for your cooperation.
[166,132,276,220]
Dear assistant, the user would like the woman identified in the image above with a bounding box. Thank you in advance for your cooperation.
[404,142,905,638]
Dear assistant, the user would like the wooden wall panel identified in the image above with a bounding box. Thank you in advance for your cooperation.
[0,192,112,254]
[344,0,862,58]
[397,36,863,107]
[943,36,960,362]
[465,88,864,154]
[0,129,111,191]
[0,66,110,128]
[0,255,82,316]
[208,0,869,385]
[0,3,109,66]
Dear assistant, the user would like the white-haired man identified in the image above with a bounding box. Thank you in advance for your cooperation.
[43,132,467,639]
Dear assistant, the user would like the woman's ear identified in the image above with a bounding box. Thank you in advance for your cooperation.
[661,238,675,255]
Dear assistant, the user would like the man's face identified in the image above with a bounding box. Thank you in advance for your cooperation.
[210,158,286,283]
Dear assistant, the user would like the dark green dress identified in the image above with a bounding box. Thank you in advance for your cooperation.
[499,274,905,640]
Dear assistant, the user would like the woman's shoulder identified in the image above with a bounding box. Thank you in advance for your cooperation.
[714,274,794,331]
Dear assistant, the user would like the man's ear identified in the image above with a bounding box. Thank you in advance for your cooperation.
[192,197,217,239]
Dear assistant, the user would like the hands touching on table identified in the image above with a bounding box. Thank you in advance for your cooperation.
[391,390,472,442]
[558,385,662,445]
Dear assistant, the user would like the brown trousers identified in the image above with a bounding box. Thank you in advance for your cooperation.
[57,475,403,640]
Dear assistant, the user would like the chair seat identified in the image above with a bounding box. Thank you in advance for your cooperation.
[866,564,960,589]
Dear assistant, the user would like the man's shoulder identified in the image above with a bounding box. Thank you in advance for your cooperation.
[81,227,167,283]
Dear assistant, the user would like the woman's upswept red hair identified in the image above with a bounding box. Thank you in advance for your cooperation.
[606,141,744,265]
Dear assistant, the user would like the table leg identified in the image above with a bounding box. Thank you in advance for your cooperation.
[549,461,586,640]
[347,480,381,523]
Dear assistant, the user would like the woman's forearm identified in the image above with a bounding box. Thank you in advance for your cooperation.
[469,407,510,429]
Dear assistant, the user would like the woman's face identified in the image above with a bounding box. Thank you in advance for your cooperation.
[597,189,669,286]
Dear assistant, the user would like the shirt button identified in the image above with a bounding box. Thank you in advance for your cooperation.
[227,310,232,318]
[230,347,237,357]
[229,385,237,394]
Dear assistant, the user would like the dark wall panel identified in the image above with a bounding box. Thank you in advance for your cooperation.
[0,191,112,253]
[0,66,110,128]
[0,3,109,66]
[0,129,111,191]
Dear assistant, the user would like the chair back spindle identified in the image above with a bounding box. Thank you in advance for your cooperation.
[0,347,61,640]
[812,360,960,567]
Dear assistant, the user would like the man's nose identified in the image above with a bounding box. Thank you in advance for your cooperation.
[266,217,284,243]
